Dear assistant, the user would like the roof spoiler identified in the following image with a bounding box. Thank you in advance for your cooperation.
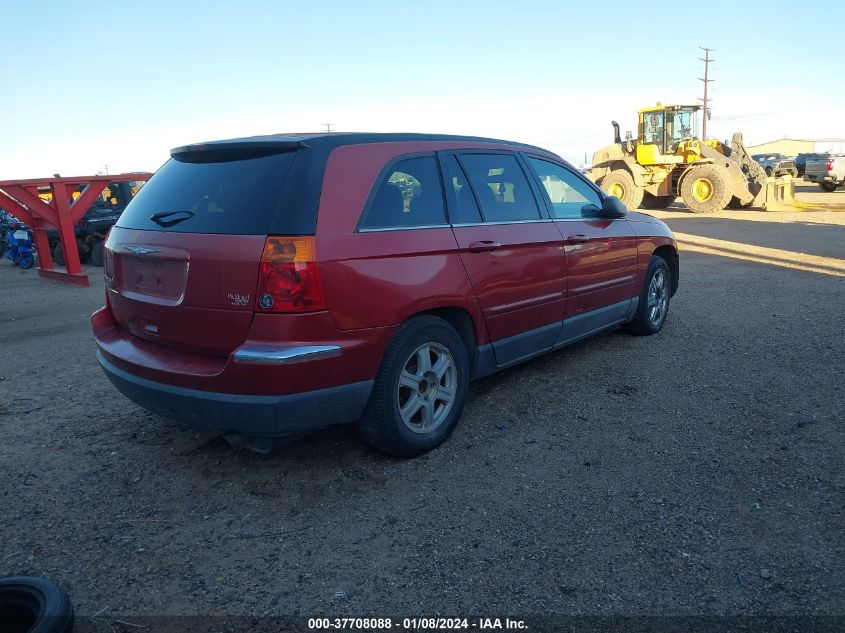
[170,139,309,158]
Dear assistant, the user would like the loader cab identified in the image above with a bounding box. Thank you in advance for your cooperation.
[636,105,699,165]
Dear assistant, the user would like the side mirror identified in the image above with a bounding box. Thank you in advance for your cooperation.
[601,195,627,218]
[582,195,626,219]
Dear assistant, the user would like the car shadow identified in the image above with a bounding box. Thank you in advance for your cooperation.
[659,215,845,260]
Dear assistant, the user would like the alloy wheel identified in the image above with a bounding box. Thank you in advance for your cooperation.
[396,342,457,434]
[648,269,668,326]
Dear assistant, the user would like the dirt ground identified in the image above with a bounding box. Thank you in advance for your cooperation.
[1,199,843,626]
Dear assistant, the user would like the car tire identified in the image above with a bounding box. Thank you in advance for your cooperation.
[680,164,732,213]
[640,193,674,209]
[0,576,74,633]
[52,243,64,266]
[599,170,644,209]
[359,315,470,457]
[18,251,34,269]
[76,238,89,264]
[623,255,672,336]
[90,240,104,267]
[820,182,838,192]
[765,167,773,177]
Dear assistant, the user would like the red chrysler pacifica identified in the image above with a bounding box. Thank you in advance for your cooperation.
[92,133,679,456]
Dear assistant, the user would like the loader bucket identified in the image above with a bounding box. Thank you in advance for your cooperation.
[753,175,797,211]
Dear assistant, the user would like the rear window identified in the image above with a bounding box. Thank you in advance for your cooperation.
[116,150,295,234]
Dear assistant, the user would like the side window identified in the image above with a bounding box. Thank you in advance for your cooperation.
[441,155,482,224]
[526,157,602,219]
[359,156,446,229]
[457,154,541,222]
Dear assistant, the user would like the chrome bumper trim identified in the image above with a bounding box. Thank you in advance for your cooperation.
[232,344,342,365]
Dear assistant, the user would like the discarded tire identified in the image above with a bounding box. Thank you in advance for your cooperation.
[0,576,74,633]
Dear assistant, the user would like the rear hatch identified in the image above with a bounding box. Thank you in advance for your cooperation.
[104,144,298,356]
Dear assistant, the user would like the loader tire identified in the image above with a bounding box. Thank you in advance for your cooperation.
[640,193,674,209]
[680,165,732,214]
[599,170,644,209]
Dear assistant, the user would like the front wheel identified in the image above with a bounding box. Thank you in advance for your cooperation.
[18,251,34,269]
[623,256,672,336]
[359,316,470,457]
[680,164,732,213]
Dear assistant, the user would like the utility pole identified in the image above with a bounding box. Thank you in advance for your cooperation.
[698,47,714,140]
[321,123,335,133]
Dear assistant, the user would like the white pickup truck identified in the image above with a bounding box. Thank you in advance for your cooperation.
[805,154,845,192]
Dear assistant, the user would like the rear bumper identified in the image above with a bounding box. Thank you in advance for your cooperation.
[805,173,841,183]
[97,349,373,436]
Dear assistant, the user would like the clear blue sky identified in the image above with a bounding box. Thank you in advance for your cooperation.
[2,0,842,177]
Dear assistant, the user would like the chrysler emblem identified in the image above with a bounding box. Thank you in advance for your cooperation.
[125,246,161,255]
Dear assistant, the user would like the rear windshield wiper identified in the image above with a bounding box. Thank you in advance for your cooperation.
[150,210,195,228]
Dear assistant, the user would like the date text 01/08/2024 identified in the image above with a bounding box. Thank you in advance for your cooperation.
[307,618,528,630]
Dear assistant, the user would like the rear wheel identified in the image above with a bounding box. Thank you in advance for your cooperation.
[359,315,469,457]
[599,169,644,209]
[90,240,104,266]
[640,193,674,209]
[623,256,672,336]
[52,243,64,266]
[76,237,89,263]
[680,165,732,213]
[820,182,838,192]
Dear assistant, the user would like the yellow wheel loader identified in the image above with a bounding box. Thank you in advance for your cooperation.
[589,104,795,213]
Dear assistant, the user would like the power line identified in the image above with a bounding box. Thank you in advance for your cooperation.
[698,47,714,140]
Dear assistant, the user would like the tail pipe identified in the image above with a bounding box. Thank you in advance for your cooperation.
[612,121,621,145]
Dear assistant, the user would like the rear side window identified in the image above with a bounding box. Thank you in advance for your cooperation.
[359,156,446,229]
[116,150,295,234]
[457,154,541,222]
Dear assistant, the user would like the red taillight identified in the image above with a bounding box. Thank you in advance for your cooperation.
[827,158,834,171]
[255,237,325,313]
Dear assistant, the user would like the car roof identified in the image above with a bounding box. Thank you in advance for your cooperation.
[167,132,564,236]
[171,132,553,157]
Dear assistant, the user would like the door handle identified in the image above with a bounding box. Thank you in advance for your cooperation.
[468,240,502,252]
[567,234,590,243]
